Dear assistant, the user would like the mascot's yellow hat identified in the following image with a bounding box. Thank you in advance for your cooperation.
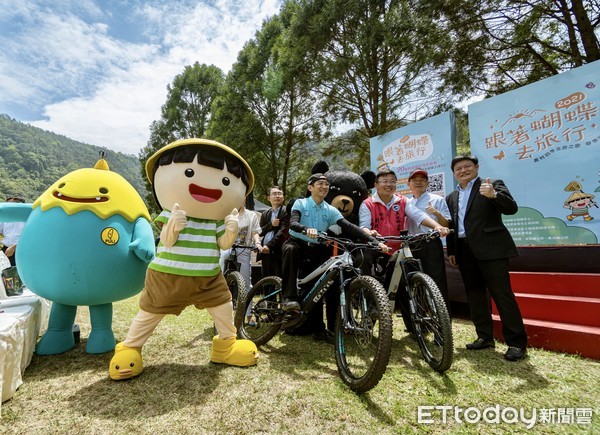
[145,138,254,194]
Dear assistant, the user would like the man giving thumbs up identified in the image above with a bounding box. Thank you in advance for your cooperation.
[445,155,527,362]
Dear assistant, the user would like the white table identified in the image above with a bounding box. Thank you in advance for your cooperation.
[0,291,50,414]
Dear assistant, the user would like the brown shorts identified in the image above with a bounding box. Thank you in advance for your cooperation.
[139,268,232,315]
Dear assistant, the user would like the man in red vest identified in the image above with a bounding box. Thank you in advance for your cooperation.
[359,169,449,334]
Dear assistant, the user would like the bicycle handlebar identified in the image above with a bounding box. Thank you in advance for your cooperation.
[315,232,384,252]
[378,229,454,244]
[230,243,259,252]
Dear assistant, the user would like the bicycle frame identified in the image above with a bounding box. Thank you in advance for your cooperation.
[297,250,358,315]
[223,243,256,275]
[386,241,423,312]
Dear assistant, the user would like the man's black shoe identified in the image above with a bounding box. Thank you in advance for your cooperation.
[283,299,301,311]
[504,346,527,361]
[466,338,495,350]
[314,329,335,345]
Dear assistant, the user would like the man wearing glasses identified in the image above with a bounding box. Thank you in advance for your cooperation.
[446,155,527,361]
[258,186,286,277]
[359,170,449,334]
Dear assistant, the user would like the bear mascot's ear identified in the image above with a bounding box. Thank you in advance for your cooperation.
[311,160,329,174]
[361,170,376,190]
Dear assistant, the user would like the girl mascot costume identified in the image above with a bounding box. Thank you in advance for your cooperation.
[110,138,259,380]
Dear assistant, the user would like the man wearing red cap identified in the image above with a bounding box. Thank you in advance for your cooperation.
[359,169,449,333]
[407,168,451,308]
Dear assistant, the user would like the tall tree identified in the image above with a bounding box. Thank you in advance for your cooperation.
[418,0,600,95]
[209,11,324,200]
[286,0,453,171]
[139,63,225,212]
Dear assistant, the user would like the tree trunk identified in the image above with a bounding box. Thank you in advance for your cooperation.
[569,0,600,62]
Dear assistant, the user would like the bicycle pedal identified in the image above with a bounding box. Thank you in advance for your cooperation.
[280,312,304,331]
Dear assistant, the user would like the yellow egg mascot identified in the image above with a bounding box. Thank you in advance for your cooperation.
[109,138,258,380]
[0,155,155,355]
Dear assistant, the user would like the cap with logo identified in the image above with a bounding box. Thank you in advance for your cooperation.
[308,173,328,185]
[408,168,428,181]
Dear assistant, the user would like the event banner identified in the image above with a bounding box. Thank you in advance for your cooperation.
[469,60,600,246]
[369,111,456,198]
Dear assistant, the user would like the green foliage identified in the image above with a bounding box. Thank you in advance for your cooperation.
[0,114,148,204]
[417,0,600,96]
[139,63,226,213]
[208,12,325,202]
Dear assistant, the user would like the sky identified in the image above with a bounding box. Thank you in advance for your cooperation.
[0,0,282,156]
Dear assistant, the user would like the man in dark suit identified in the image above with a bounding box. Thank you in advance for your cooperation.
[446,155,527,361]
[258,186,286,277]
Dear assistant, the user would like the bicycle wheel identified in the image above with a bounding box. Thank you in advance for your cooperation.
[335,275,393,393]
[409,272,453,372]
[234,276,283,346]
[226,271,245,310]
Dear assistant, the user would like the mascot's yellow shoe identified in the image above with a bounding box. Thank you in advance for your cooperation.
[109,342,144,380]
[210,337,259,367]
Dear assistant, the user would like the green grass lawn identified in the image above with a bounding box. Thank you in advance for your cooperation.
[1,295,598,434]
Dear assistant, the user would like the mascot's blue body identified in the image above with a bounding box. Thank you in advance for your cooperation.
[0,158,155,354]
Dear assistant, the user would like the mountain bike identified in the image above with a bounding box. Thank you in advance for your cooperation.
[222,243,257,310]
[376,231,453,372]
[234,233,393,393]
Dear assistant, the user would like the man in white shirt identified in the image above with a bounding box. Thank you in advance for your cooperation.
[407,169,451,308]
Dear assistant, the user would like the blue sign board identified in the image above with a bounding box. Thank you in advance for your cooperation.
[469,60,600,245]
[369,112,456,198]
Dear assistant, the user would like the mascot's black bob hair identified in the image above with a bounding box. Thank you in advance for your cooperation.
[151,144,252,209]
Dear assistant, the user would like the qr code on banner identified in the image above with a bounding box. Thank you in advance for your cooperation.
[426,172,445,196]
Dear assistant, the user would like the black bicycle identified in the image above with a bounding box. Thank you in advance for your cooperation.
[376,231,453,372]
[235,233,393,393]
[222,243,257,309]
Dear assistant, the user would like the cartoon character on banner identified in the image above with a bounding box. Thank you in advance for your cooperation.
[564,180,597,221]
[109,138,259,380]
[0,154,155,355]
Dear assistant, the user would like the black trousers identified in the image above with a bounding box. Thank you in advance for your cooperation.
[410,238,449,309]
[281,238,336,332]
[260,251,282,278]
[456,238,527,348]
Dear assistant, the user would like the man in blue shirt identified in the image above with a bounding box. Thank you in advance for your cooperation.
[281,173,387,340]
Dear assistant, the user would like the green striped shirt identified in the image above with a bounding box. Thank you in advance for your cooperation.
[149,211,226,276]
